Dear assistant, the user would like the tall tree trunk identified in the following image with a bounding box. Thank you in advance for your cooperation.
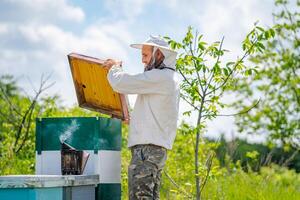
[195,130,201,200]
[195,106,203,200]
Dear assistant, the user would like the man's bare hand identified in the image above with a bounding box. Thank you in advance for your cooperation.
[103,59,122,70]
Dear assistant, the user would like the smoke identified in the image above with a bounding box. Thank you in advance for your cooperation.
[59,120,80,143]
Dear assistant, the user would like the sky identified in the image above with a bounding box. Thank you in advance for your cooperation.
[0,0,276,142]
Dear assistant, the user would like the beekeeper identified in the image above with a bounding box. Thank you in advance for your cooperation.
[104,35,180,200]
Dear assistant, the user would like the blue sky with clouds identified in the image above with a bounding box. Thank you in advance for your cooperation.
[0,0,276,142]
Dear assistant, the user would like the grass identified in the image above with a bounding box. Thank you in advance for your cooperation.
[120,130,300,199]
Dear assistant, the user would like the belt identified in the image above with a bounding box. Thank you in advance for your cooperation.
[131,143,167,151]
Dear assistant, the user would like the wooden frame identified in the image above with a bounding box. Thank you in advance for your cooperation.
[68,53,130,123]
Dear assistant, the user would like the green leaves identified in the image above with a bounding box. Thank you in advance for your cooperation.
[232,0,300,150]
[182,26,194,45]
[164,21,276,198]
[0,74,105,175]
[242,24,276,55]
[166,23,275,128]
[170,40,183,50]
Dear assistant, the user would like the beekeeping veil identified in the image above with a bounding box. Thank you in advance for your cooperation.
[130,35,178,71]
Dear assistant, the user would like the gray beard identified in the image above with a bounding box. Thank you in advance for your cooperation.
[144,59,166,72]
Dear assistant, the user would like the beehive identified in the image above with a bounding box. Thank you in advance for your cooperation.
[68,53,130,123]
[35,117,122,200]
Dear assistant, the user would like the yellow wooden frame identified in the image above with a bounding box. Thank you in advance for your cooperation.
[68,53,130,123]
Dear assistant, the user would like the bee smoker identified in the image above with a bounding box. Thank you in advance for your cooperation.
[61,142,90,175]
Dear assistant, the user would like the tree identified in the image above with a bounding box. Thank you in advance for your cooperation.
[0,74,56,174]
[231,0,300,156]
[0,74,104,174]
[165,23,275,199]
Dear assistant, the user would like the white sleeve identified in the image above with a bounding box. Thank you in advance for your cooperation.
[106,65,173,95]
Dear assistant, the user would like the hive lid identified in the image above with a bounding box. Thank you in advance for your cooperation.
[68,53,130,123]
[0,175,100,188]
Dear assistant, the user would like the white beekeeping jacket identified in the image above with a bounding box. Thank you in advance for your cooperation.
[107,60,180,150]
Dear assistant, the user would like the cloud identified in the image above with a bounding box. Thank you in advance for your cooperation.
[0,24,9,34]
[162,0,274,57]
[0,21,134,104]
[0,0,85,23]
[0,0,135,106]
[103,0,150,21]
[155,0,274,141]
[0,0,275,141]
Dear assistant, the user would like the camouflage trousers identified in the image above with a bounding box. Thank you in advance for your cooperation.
[128,144,167,200]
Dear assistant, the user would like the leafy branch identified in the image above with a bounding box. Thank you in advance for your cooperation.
[165,23,275,199]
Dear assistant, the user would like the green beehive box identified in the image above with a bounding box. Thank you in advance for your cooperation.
[36,117,121,152]
[0,175,99,200]
[35,117,122,200]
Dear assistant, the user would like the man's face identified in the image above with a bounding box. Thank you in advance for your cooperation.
[141,45,165,68]
[141,45,153,66]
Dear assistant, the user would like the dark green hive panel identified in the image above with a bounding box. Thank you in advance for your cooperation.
[36,117,121,154]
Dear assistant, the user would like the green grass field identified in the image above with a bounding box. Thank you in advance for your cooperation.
[121,131,300,200]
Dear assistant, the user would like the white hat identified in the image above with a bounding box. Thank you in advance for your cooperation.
[130,35,178,68]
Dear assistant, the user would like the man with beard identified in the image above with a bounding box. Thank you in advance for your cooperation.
[104,35,180,200]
